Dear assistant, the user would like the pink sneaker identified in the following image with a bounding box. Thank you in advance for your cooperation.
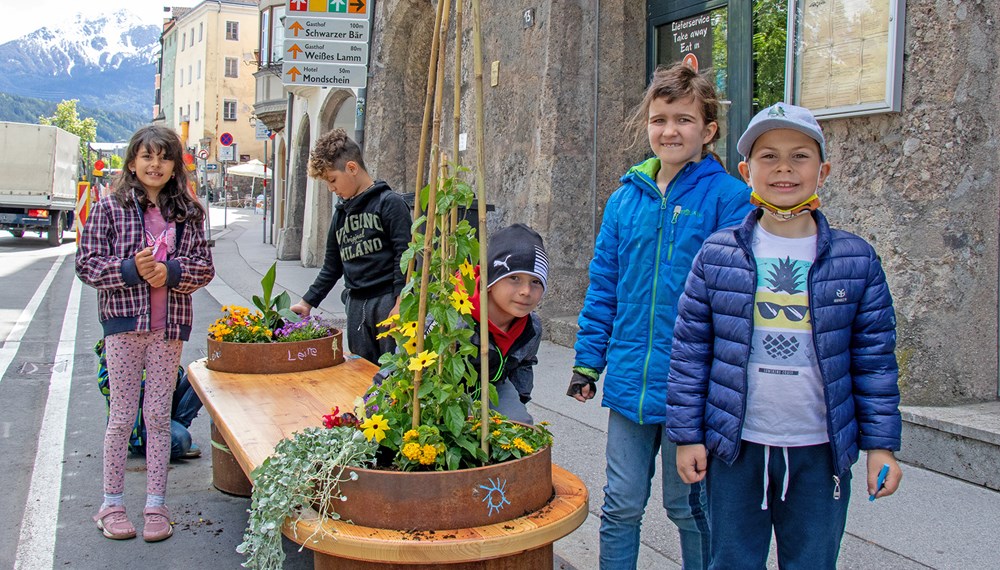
[142,505,174,542]
[93,506,136,540]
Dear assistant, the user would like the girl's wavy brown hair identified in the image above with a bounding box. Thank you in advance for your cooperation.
[114,125,205,223]
[626,63,722,159]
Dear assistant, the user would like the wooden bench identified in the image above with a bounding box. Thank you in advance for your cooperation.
[186,357,589,568]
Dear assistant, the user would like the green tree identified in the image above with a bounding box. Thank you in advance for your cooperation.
[39,99,98,164]
[752,0,787,113]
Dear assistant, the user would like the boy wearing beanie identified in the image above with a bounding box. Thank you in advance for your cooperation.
[665,103,902,569]
[465,223,549,424]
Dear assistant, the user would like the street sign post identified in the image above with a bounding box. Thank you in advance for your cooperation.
[287,0,368,18]
[220,132,234,147]
[283,16,369,42]
[282,0,372,88]
[282,61,367,87]
[255,121,271,140]
[285,38,369,65]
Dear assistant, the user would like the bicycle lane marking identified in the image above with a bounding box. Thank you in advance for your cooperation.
[14,275,81,569]
[0,254,67,387]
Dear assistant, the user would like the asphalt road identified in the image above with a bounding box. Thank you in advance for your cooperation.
[0,232,313,569]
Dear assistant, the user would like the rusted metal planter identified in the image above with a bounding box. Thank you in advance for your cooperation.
[205,330,345,374]
[210,422,253,496]
[333,444,553,530]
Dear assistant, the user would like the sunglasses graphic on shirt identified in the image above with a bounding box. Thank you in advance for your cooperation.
[756,302,809,322]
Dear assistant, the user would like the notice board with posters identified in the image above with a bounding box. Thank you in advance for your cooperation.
[787,0,905,118]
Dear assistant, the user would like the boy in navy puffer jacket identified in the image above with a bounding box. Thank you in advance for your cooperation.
[666,103,903,570]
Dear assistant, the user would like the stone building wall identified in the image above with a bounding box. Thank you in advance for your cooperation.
[820,0,1000,404]
[363,0,1000,406]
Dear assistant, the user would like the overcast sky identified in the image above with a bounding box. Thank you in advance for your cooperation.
[1,0,200,44]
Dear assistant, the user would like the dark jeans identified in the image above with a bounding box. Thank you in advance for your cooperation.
[707,441,851,570]
[345,290,398,364]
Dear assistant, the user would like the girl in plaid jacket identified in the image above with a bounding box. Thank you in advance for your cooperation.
[77,125,214,543]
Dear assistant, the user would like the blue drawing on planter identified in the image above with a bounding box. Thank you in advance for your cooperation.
[480,477,510,516]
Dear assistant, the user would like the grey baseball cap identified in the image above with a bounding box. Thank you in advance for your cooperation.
[737,103,826,161]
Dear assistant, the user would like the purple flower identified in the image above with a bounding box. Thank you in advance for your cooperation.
[273,315,334,340]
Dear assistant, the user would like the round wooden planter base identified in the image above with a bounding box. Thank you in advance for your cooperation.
[314,545,552,570]
[205,330,345,374]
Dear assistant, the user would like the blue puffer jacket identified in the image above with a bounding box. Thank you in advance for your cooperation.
[665,210,901,476]
[574,156,751,425]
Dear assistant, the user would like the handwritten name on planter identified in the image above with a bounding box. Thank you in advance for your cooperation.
[288,346,320,361]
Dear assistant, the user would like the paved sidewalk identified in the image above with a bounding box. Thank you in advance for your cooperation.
[207,207,1000,569]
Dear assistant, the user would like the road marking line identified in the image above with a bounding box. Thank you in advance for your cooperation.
[0,254,67,386]
[14,275,81,570]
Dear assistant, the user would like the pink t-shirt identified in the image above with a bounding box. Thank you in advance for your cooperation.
[143,205,176,331]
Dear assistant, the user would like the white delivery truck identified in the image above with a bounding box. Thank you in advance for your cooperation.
[0,121,81,246]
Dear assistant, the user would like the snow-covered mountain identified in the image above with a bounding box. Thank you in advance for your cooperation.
[0,10,160,117]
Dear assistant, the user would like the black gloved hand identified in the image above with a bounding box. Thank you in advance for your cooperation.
[566,371,597,399]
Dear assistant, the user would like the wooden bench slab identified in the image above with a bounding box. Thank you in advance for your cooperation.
[186,357,589,566]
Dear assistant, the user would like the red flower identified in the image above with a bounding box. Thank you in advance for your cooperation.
[322,406,360,429]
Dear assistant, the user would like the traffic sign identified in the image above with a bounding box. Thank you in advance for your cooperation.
[287,0,367,18]
[284,16,369,42]
[206,163,219,171]
[285,39,369,65]
[197,149,209,160]
[220,132,234,146]
[94,159,105,170]
[255,121,271,140]
[282,61,367,87]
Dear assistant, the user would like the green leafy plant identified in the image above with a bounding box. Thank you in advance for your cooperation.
[353,166,552,471]
[236,427,377,570]
[253,262,300,333]
[207,262,319,344]
[239,166,552,568]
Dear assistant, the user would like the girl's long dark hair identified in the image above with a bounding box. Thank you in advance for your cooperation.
[113,125,205,223]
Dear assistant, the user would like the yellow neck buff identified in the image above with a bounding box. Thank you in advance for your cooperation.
[750,191,821,221]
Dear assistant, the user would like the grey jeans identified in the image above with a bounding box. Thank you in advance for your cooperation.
[344,289,397,365]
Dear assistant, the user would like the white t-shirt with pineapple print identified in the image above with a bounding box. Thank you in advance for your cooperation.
[742,224,830,447]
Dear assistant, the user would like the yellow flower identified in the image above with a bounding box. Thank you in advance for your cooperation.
[407,350,438,372]
[402,336,418,355]
[450,290,473,315]
[459,260,475,278]
[403,429,419,442]
[492,430,501,437]
[513,437,534,454]
[376,314,400,328]
[399,321,418,337]
[419,444,437,465]
[402,442,422,461]
[360,414,389,442]
[376,329,394,340]
[220,305,229,313]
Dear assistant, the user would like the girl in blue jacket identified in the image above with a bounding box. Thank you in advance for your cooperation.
[568,62,751,569]
[666,103,902,569]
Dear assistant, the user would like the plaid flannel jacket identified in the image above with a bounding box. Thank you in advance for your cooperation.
[76,191,214,341]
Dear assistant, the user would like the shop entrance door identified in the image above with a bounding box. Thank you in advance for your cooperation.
[648,0,788,175]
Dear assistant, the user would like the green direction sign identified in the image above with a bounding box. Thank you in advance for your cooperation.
[284,39,369,65]
[281,61,367,87]
[284,16,369,42]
